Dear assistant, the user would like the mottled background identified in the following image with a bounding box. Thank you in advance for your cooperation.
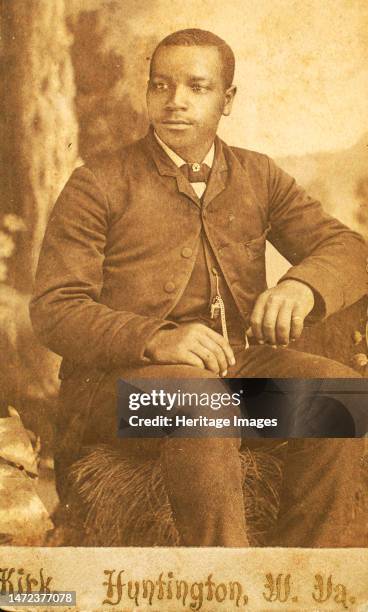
[0,0,367,524]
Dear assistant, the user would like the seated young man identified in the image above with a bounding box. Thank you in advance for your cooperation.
[30,29,367,547]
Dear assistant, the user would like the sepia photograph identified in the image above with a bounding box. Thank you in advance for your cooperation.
[1,0,368,609]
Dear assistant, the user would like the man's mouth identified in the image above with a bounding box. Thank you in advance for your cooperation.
[161,119,193,127]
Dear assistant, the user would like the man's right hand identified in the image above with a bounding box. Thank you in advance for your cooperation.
[145,323,235,376]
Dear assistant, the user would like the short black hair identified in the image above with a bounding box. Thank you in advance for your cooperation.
[150,28,235,89]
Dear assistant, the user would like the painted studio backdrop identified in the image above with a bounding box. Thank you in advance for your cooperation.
[0,0,368,544]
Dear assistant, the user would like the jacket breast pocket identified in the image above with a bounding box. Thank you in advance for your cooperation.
[244,224,270,261]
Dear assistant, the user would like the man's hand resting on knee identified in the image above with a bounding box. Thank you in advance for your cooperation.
[247,279,315,347]
[145,323,235,376]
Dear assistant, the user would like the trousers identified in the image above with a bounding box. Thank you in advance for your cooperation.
[81,344,364,547]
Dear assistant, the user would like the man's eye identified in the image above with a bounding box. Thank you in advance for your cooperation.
[151,82,168,91]
[191,85,208,93]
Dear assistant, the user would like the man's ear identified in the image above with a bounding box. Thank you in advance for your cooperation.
[223,85,237,117]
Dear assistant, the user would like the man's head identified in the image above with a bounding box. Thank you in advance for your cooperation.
[146,29,237,161]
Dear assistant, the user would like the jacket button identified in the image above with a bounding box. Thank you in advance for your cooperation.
[181,247,192,258]
[164,281,176,293]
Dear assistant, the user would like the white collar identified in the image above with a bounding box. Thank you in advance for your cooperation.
[154,131,215,169]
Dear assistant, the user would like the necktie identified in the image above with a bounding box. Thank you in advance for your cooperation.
[180,162,211,183]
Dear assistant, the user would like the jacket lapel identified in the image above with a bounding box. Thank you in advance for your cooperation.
[145,129,200,206]
[202,137,228,209]
[144,129,229,208]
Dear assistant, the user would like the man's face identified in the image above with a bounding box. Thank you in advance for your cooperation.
[147,45,236,159]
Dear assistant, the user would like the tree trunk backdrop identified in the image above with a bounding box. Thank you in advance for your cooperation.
[1,0,78,292]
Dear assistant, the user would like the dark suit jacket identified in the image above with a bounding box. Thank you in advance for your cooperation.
[30,129,367,368]
[29,129,367,491]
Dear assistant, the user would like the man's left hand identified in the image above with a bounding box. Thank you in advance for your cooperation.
[247,280,315,347]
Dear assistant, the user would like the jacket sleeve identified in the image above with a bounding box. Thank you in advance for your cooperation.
[29,166,176,369]
[266,156,368,319]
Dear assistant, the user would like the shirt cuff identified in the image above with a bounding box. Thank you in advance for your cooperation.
[140,321,179,364]
[108,315,179,368]
[278,263,345,321]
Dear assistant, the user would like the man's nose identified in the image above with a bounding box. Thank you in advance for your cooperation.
[165,84,188,110]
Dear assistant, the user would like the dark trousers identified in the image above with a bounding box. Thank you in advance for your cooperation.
[81,345,363,547]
